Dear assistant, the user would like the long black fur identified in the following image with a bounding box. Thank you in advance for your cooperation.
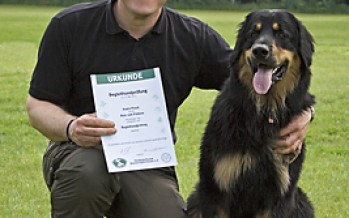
[187,10,315,218]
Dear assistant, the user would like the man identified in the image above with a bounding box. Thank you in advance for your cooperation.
[26,0,312,217]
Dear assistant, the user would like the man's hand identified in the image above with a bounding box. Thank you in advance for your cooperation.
[68,113,117,148]
[274,107,312,156]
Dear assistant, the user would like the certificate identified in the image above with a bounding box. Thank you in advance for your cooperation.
[90,68,177,172]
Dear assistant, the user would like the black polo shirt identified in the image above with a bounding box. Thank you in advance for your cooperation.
[29,0,232,140]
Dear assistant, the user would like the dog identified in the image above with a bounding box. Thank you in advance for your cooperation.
[187,10,315,218]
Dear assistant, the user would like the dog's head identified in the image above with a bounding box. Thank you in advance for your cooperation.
[232,10,314,109]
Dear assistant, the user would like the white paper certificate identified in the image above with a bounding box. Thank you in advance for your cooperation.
[90,68,177,172]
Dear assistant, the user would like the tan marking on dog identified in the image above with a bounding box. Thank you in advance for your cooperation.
[270,45,301,109]
[272,152,290,196]
[255,22,262,31]
[272,22,280,31]
[256,209,272,218]
[239,50,254,90]
[216,208,229,218]
[214,152,255,192]
[188,211,202,218]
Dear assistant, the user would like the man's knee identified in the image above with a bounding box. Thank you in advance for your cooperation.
[53,147,119,195]
[113,168,187,218]
[49,147,119,217]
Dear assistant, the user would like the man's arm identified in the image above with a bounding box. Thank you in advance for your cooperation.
[26,95,116,147]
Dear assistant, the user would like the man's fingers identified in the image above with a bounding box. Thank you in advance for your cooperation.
[69,113,117,147]
[275,139,303,155]
[72,114,117,136]
[275,120,308,154]
[74,126,117,137]
[273,109,311,162]
[77,114,115,128]
[289,141,302,163]
[278,109,311,138]
[275,132,296,148]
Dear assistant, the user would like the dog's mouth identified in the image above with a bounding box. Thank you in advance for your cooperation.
[248,59,289,95]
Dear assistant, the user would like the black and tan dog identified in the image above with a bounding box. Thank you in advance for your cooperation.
[187,10,315,218]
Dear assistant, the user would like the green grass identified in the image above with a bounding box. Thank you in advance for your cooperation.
[0,5,348,217]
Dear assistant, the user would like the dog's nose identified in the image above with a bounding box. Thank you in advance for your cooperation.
[252,44,270,60]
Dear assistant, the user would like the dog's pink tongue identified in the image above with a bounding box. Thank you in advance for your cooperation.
[253,68,273,94]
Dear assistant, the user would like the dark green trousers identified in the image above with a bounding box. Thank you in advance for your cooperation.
[43,141,187,218]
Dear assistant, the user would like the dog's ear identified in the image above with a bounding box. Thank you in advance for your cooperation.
[294,15,315,68]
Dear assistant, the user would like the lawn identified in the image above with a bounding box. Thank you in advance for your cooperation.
[0,5,348,217]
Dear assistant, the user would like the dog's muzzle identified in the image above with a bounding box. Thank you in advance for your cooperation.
[248,43,288,95]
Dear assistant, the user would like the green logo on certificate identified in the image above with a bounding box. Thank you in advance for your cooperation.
[113,158,127,168]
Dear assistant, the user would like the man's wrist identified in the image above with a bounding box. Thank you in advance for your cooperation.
[66,119,76,142]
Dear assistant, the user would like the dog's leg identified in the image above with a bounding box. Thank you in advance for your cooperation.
[187,189,229,218]
[187,190,203,218]
[270,187,314,218]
